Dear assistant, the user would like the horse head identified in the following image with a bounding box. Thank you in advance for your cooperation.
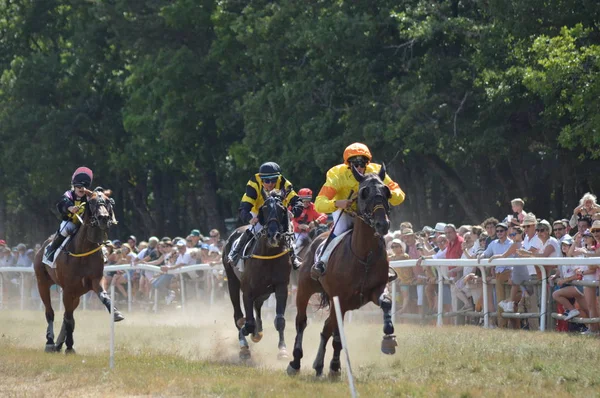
[351,163,391,236]
[85,188,117,232]
[259,188,289,248]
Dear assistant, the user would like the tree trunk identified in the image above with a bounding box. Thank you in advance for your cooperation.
[423,153,481,223]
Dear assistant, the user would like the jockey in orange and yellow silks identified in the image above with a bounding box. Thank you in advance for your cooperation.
[311,143,405,280]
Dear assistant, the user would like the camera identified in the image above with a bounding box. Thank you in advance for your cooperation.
[416,243,424,250]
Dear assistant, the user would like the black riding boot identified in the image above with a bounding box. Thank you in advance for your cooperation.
[228,229,253,264]
[44,234,67,263]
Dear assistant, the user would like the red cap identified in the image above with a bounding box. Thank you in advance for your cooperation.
[0,239,6,246]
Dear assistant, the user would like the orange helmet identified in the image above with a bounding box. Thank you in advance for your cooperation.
[343,143,372,165]
[298,188,313,200]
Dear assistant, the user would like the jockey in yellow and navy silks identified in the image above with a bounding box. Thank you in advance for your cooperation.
[311,143,406,280]
[43,167,93,265]
[228,162,304,268]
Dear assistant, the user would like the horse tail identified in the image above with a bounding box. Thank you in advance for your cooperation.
[318,291,330,310]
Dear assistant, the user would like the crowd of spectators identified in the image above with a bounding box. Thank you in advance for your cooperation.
[0,228,226,309]
[384,194,600,334]
[3,193,600,332]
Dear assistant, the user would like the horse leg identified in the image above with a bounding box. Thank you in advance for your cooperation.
[93,278,124,322]
[36,270,56,352]
[251,296,266,343]
[329,329,343,378]
[313,314,336,377]
[274,284,289,360]
[64,295,79,354]
[287,276,313,375]
[240,291,256,337]
[224,265,245,329]
[372,288,397,355]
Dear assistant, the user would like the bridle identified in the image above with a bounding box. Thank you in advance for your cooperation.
[356,193,390,235]
[88,193,116,229]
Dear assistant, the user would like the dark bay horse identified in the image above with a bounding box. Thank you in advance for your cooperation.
[288,165,396,377]
[34,188,123,353]
[222,190,293,360]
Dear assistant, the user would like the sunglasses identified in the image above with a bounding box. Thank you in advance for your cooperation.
[535,228,548,232]
[262,178,277,184]
[508,232,520,237]
[592,230,600,233]
[210,234,219,238]
[349,157,368,168]
[186,240,193,243]
[391,245,401,249]
[495,229,506,233]
[554,227,565,231]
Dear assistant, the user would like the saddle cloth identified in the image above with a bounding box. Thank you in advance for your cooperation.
[314,229,352,268]
[42,235,72,268]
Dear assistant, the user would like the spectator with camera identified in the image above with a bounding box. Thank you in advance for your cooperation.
[570,193,600,229]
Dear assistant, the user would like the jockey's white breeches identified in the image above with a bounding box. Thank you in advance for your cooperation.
[332,209,354,237]
[59,220,78,237]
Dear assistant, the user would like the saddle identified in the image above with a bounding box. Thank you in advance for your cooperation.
[314,229,352,271]
[232,234,258,278]
[41,235,72,268]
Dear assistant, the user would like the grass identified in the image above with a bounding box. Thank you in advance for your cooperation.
[1,304,600,397]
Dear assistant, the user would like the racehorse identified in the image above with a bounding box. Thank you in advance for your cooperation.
[287,165,396,377]
[34,188,123,353]
[222,189,293,360]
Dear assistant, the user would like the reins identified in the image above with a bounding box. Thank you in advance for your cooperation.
[66,244,104,258]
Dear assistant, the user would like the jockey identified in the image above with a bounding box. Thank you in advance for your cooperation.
[227,162,304,269]
[310,143,406,280]
[293,188,327,250]
[43,167,93,265]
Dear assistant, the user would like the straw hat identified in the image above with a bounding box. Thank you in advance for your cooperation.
[521,214,537,227]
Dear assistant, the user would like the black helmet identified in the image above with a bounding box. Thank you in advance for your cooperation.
[258,162,281,177]
[72,166,93,188]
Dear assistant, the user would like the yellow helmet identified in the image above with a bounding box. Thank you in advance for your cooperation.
[343,143,372,165]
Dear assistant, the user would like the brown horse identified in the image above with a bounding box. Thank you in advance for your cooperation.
[222,190,293,360]
[287,165,396,377]
[34,188,123,353]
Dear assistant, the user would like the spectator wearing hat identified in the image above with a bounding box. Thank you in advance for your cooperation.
[478,222,513,328]
[516,213,543,328]
[127,236,138,252]
[553,220,571,243]
[189,229,204,249]
[389,239,413,314]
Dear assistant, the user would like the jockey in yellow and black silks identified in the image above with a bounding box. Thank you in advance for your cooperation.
[228,162,304,268]
[310,143,406,280]
[43,167,93,266]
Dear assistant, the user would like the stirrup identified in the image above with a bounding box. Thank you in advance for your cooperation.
[310,261,325,281]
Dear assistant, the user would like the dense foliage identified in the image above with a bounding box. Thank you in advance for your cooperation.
[1,0,599,243]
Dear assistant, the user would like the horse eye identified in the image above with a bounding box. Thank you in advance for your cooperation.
[361,187,370,199]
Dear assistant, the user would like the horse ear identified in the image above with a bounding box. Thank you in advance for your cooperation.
[351,165,364,182]
[378,163,387,181]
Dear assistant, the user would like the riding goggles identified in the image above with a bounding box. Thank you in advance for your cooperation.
[348,156,369,168]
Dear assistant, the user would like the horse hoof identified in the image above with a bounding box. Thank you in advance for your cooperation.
[114,311,125,322]
[239,347,251,360]
[236,317,246,329]
[65,348,76,355]
[287,363,300,376]
[381,335,397,355]
[277,349,289,360]
[45,344,56,353]
[251,332,263,343]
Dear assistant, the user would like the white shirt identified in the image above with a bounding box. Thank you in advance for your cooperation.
[539,237,561,258]
[523,233,543,275]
